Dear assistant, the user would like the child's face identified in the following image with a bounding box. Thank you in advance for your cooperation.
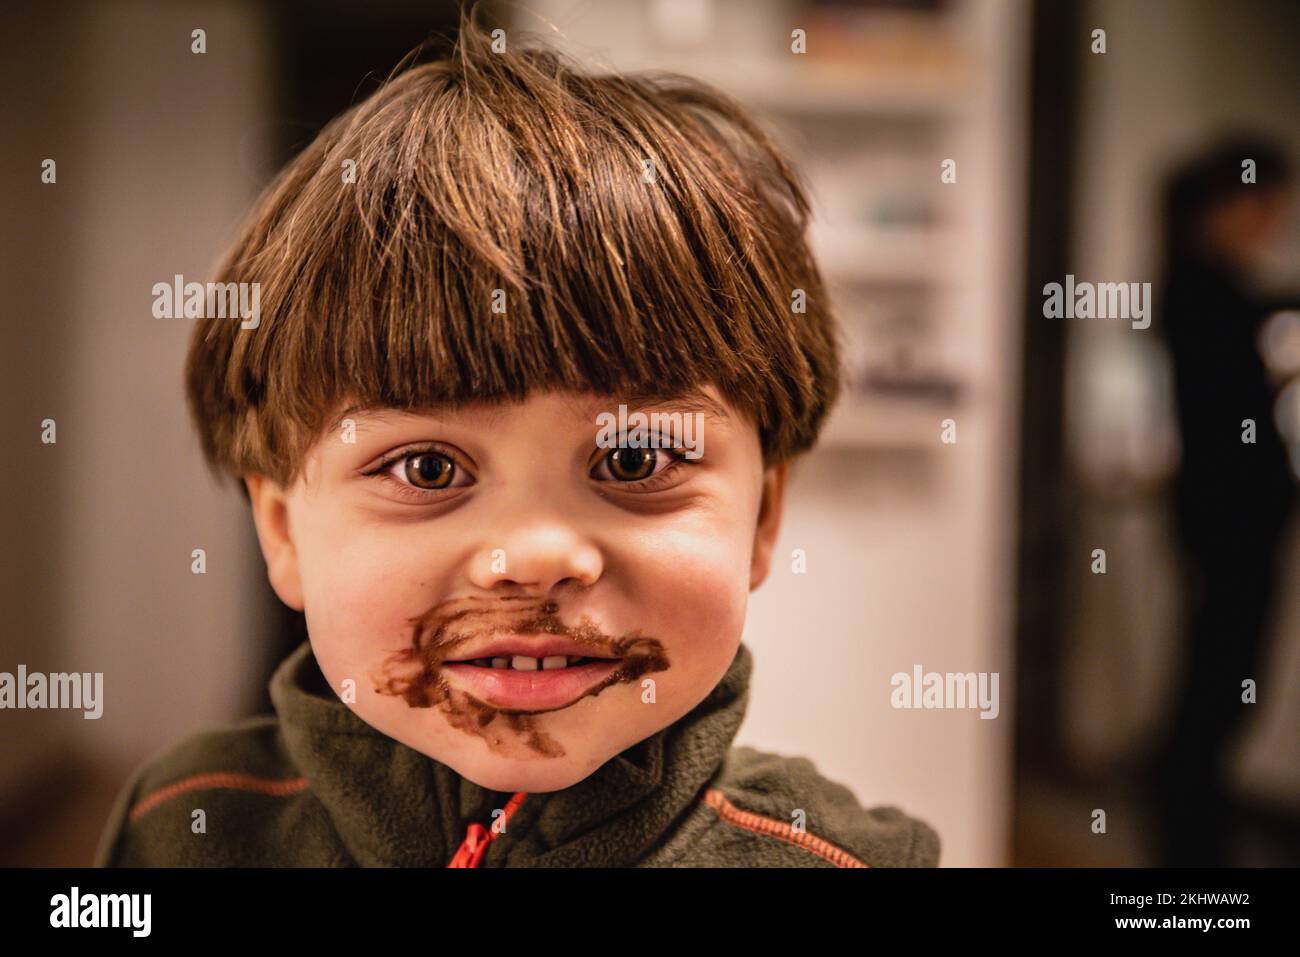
[246,386,787,792]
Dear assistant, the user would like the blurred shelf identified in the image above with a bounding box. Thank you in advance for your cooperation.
[694,60,968,118]
[610,48,968,119]
[811,224,958,285]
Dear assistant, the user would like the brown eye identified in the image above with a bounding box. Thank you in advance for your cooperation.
[605,447,658,482]
[404,452,455,489]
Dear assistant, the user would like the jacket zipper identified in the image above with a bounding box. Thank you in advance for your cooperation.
[447,791,528,867]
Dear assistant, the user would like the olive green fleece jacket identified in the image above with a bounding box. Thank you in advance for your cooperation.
[94,640,940,867]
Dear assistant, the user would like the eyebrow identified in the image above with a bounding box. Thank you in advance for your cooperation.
[326,388,730,436]
[325,401,509,435]
[585,389,732,422]
[326,404,417,436]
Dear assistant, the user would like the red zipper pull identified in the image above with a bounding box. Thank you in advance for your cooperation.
[447,791,528,868]
[448,823,491,867]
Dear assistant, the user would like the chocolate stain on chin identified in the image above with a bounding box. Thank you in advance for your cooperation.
[369,597,669,759]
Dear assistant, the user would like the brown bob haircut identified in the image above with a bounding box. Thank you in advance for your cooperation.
[185,16,843,489]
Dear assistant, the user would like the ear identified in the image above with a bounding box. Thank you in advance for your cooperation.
[749,462,790,591]
[244,474,305,611]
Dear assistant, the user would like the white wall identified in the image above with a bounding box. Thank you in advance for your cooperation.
[58,0,274,768]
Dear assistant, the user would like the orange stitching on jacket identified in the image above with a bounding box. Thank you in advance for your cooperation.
[129,772,309,823]
[702,788,868,867]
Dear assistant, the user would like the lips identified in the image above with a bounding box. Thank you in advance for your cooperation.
[442,657,624,711]
[438,631,624,710]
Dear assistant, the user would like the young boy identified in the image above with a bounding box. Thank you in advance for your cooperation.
[94,22,940,868]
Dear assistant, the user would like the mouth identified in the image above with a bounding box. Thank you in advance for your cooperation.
[439,634,626,712]
[441,658,624,712]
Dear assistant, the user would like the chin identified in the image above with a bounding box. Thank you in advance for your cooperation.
[451,753,607,793]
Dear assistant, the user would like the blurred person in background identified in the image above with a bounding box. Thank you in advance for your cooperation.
[1148,136,1298,866]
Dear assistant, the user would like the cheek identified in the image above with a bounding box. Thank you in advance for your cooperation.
[294,519,432,670]
[622,507,755,663]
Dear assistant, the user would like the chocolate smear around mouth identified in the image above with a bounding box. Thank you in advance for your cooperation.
[369,597,669,758]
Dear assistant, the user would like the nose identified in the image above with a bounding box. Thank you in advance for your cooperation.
[467,519,604,594]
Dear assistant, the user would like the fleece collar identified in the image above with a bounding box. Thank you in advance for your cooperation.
[269,638,752,867]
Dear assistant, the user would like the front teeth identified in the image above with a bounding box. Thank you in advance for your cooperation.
[471,656,595,670]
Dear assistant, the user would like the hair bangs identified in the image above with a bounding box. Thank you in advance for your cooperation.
[186,20,842,487]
